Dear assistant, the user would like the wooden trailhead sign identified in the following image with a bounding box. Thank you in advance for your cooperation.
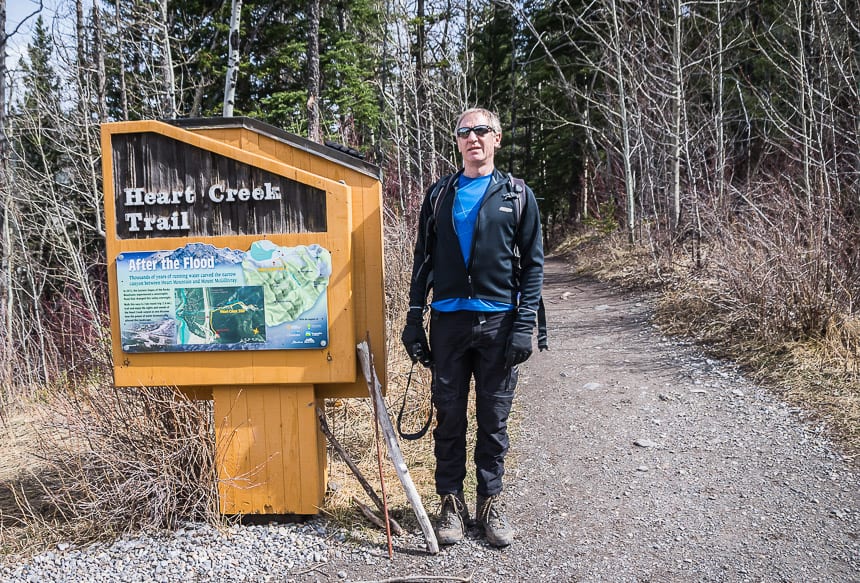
[102,118,386,515]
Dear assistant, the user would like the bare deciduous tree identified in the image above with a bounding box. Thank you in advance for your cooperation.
[223,0,242,117]
[307,0,321,142]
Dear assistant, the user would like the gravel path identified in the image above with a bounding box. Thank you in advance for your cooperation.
[2,257,858,582]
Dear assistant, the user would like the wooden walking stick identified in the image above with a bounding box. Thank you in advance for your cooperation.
[369,368,395,559]
[357,339,440,554]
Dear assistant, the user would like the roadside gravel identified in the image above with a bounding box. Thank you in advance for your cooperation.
[1,522,338,582]
[2,257,857,582]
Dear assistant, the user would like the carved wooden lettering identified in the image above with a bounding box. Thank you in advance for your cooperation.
[112,132,326,238]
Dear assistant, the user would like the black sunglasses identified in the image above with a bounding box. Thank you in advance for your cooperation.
[456,125,495,138]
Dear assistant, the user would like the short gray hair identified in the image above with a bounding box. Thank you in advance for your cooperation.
[455,108,501,133]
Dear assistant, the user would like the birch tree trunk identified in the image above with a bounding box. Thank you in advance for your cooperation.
[307,0,322,143]
[414,0,427,188]
[159,0,177,118]
[0,0,12,383]
[793,0,812,211]
[608,0,636,243]
[92,2,108,122]
[223,0,242,117]
[0,0,6,154]
[715,0,726,206]
[114,0,129,120]
[671,0,682,232]
[76,0,105,241]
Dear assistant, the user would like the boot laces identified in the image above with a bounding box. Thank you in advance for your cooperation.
[439,494,466,530]
[479,495,508,529]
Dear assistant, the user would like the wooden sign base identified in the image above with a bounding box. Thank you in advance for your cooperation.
[213,384,326,515]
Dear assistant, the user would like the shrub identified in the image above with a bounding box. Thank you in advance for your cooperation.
[30,383,219,539]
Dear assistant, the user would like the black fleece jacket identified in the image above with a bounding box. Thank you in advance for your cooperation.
[407,168,544,329]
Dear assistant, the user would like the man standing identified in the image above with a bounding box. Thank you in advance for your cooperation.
[402,108,544,547]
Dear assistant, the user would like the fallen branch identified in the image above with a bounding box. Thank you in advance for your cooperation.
[317,407,403,536]
[357,341,439,554]
[353,496,391,532]
[291,563,329,577]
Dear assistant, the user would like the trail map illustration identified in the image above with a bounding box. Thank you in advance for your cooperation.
[117,242,330,352]
[242,241,332,327]
[175,286,266,345]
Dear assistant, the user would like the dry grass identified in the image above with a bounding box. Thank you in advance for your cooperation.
[0,372,438,556]
[0,382,221,556]
[315,206,440,534]
[555,227,680,291]
[657,279,860,458]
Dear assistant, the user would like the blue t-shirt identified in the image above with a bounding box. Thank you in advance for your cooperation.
[452,174,490,264]
[432,173,514,313]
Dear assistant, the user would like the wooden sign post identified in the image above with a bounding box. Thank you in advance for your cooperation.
[102,118,385,515]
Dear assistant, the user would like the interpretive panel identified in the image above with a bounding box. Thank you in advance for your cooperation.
[117,241,331,352]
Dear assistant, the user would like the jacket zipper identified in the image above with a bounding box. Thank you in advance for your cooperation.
[465,175,504,299]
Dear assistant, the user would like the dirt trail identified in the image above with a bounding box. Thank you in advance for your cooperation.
[323,256,859,582]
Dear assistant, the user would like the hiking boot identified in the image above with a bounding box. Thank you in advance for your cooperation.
[435,491,469,545]
[476,494,513,547]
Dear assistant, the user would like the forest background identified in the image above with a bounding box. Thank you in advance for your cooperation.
[0,0,857,541]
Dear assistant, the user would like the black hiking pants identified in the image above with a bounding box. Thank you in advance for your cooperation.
[429,309,518,497]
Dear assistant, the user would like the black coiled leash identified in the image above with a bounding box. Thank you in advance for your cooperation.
[396,362,434,440]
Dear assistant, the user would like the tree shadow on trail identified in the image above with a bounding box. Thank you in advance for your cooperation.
[542,257,583,288]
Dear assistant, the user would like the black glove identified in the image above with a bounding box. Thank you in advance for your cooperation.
[537,331,549,352]
[401,309,432,367]
[505,319,534,368]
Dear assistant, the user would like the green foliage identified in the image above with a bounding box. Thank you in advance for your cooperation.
[468,3,516,108]
[158,0,384,147]
[99,0,383,142]
[322,35,382,142]
[259,90,310,136]
[468,1,587,227]
[583,201,619,234]
[16,16,63,174]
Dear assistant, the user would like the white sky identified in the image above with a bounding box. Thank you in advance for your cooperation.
[6,0,50,64]
[7,0,47,30]
[5,0,88,104]
[5,0,85,69]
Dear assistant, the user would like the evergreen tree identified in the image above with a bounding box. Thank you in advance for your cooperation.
[151,0,383,148]
[319,0,381,148]
[469,1,588,229]
[16,15,63,175]
[240,0,382,145]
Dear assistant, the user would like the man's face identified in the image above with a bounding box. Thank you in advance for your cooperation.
[456,112,501,168]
